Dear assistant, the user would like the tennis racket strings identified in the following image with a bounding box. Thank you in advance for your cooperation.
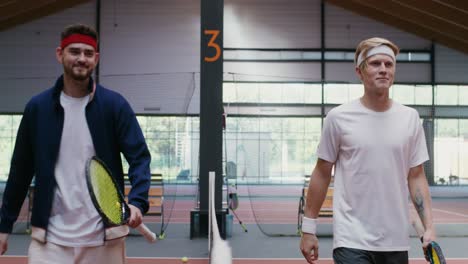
[86,157,157,243]
[87,158,127,225]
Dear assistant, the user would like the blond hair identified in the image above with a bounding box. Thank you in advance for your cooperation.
[355,37,399,70]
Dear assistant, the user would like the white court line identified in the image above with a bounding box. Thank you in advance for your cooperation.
[433,208,468,218]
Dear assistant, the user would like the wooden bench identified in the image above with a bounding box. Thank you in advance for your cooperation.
[303,175,333,217]
[124,174,163,216]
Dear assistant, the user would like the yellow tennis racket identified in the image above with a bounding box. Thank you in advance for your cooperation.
[86,156,156,243]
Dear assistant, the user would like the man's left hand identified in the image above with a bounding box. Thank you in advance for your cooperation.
[127,204,143,228]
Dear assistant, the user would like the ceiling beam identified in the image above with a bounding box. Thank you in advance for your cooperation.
[392,0,468,29]
[434,0,468,13]
[0,0,91,31]
[327,0,468,54]
[354,0,468,44]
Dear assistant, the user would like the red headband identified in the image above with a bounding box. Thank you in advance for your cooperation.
[60,34,97,50]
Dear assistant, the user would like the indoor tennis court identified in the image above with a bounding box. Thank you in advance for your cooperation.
[1,0,468,264]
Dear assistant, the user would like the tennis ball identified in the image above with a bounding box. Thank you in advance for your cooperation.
[181,256,189,263]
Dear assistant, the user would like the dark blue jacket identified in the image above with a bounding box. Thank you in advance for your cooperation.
[0,76,151,233]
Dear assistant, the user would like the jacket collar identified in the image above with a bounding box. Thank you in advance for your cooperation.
[52,75,96,109]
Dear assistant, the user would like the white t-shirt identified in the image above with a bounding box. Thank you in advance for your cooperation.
[317,99,429,251]
[47,92,104,247]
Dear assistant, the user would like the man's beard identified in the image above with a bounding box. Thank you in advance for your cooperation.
[64,65,93,81]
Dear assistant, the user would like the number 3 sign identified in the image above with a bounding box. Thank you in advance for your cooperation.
[204,30,221,62]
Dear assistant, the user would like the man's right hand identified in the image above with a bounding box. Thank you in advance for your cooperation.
[300,233,319,264]
[0,233,8,255]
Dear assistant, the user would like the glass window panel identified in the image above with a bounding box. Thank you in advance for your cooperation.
[304,83,322,104]
[226,50,323,61]
[175,116,190,131]
[458,86,468,105]
[409,53,430,61]
[283,118,304,133]
[225,49,429,62]
[283,131,306,141]
[396,52,431,62]
[280,51,302,60]
[228,82,324,104]
[282,83,305,104]
[435,85,458,105]
[226,117,322,184]
[260,118,282,133]
[256,50,280,60]
[191,118,200,133]
[344,52,355,61]
[392,84,415,104]
[223,82,237,103]
[229,131,260,180]
[223,50,237,60]
[434,119,468,185]
[125,116,200,182]
[137,116,147,132]
[435,119,458,137]
[349,84,363,101]
[190,137,200,179]
[324,52,346,60]
[459,120,468,184]
[324,84,347,104]
[396,53,409,61]
[258,83,282,103]
[304,118,322,136]
[302,51,321,60]
[435,119,455,184]
[236,83,259,103]
[304,138,319,164]
[323,51,356,61]
[414,85,432,105]
[260,138,281,181]
[237,50,258,60]
[324,84,360,104]
[237,118,260,132]
[12,116,21,135]
[0,115,21,182]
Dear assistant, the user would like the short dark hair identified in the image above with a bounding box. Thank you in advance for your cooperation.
[61,24,98,43]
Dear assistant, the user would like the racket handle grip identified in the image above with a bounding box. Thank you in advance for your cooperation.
[135,224,157,243]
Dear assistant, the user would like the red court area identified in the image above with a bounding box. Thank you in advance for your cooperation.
[1,256,467,264]
[9,185,468,225]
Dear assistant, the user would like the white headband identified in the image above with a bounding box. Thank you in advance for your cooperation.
[356,45,396,66]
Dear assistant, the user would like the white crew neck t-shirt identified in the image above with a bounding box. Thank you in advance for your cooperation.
[47,91,104,247]
[317,99,429,251]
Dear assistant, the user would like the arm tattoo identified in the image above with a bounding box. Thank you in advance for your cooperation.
[414,189,425,219]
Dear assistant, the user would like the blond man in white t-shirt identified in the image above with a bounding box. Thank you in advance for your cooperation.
[300,37,436,264]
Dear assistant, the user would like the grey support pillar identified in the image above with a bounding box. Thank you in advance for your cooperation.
[423,119,435,185]
[190,0,225,239]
